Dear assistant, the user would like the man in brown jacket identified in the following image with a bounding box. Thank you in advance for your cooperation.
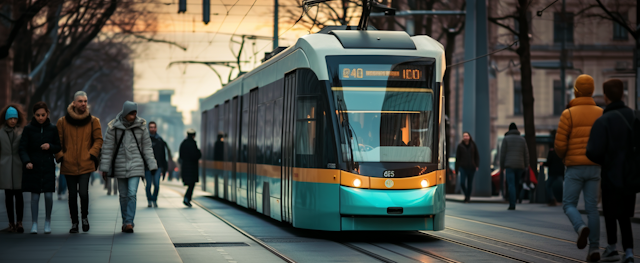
[56,91,103,233]
[554,74,603,261]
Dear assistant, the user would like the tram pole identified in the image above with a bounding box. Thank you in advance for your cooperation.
[273,0,279,50]
[462,0,492,197]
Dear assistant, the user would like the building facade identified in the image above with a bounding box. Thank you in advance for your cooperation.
[138,90,185,157]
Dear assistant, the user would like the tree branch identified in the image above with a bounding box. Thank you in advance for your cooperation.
[488,17,519,35]
[0,0,52,59]
[594,0,636,38]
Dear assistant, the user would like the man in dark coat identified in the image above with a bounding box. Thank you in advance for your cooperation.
[499,123,529,210]
[455,132,479,203]
[145,121,171,208]
[543,130,564,206]
[586,79,636,263]
[179,129,201,207]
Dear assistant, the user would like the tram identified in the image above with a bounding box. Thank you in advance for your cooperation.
[200,17,446,231]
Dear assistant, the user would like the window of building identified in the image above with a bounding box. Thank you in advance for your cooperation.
[554,12,574,44]
[514,81,523,116]
[553,80,565,115]
[613,12,629,40]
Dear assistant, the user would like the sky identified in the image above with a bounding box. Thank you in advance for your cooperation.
[132,0,312,124]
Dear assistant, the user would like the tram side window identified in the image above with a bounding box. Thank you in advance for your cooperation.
[295,98,317,167]
[272,98,283,165]
[257,104,266,164]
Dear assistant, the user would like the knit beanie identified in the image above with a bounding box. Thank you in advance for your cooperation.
[5,106,18,120]
[509,123,518,131]
[122,101,138,116]
[573,74,594,97]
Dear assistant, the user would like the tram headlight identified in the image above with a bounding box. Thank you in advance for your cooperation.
[421,179,429,188]
[353,179,362,187]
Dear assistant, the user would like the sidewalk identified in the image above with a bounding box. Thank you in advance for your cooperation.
[446,193,640,222]
[0,180,282,263]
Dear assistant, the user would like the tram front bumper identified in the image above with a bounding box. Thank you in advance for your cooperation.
[339,185,445,231]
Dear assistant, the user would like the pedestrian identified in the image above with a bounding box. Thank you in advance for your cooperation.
[455,132,479,203]
[586,79,636,263]
[57,173,66,200]
[554,74,603,261]
[179,128,201,207]
[499,123,529,210]
[146,121,172,208]
[56,91,104,233]
[105,173,117,196]
[543,130,564,206]
[100,101,157,233]
[19,102,61,234]
[0,104,27,233]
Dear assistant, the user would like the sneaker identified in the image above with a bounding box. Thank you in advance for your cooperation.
[507,206,515,210]
[30,223,38,234]
[124,224,134,233]
[622,256,635,263]
[44,220,51,234]
[586,248,600,262]
[153,201,158,208]
[69,223,79,233]
[16,222,23,233]
[148,201,153,207]
[577,226,590,249]
[82,218,90,232]
[601,247,620,262]
[183,199,192,207]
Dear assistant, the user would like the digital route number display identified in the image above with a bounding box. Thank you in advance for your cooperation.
[339,64,426,81]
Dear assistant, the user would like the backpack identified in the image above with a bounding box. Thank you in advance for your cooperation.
[612,110,640,195]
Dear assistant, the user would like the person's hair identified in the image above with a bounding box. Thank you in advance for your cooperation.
[0,103,27,127]
[33,101,50,114]
[73,91,88,101]
[603,79,624,102]
[149,121,157,127]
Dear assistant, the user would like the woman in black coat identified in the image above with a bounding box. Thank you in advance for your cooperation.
[455,132,479,203]
[19,102,61,234]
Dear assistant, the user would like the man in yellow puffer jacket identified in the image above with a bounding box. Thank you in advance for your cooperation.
[554,74,603,262]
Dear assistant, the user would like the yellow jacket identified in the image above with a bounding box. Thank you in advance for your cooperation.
[554,97,602,166]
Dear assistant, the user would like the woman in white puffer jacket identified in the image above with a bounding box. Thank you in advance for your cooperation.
[100,101,157,233]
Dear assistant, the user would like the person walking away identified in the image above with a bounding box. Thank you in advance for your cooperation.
[100,101,157,233]
[19,102,61,234]
[180,129,201,207]
[57,173,66,200]
[543,130,564,206]
[499,123,529,210]
[455,132,479,203]
[146,121,171,208]
[56,91,103,233]
[0,104,26,233]
[586,79,636,263]
[554,74,603,261]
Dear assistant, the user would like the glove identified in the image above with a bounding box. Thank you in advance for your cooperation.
[90,155,99,170]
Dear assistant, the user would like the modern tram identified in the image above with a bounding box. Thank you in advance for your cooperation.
[199,27,447,231]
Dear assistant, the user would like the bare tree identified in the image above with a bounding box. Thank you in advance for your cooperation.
[281,0,363,32]
[488,0,538,173]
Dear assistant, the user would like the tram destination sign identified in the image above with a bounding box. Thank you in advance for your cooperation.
[339,64,425,81]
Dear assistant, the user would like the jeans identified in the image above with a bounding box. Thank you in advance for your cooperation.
[117,177,140,226]
[57,175,67,195]
[562,165,601,249]
[185,182,195,202]
[145,170,161,202]
[65,174,90,224]
[4,190,23,224]
[545,176,562,202]
[505,168,524,208]
[459,168,475,200]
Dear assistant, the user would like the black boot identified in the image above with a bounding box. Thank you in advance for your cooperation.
[82,218,90,232]
[69,223,79,233]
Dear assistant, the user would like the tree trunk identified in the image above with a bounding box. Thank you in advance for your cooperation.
[443,31,456,153]
[516,0,538,173]
[11,0,32,106]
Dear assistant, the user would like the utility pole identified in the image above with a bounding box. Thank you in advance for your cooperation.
[560,0,566,109]
[462,0,491,196]
[273,0,279,50]
[636,0,640,110]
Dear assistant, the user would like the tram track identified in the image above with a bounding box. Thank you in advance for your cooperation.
[447,214,640,259]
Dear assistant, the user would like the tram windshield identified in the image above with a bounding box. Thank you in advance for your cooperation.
[330,60,436,163]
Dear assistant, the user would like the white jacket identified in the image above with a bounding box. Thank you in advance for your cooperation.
[99,116,157,178]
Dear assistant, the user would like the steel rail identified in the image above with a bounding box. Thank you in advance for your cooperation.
[417,231,530,262]
[392,243,461,263]
[341,242,398,263]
